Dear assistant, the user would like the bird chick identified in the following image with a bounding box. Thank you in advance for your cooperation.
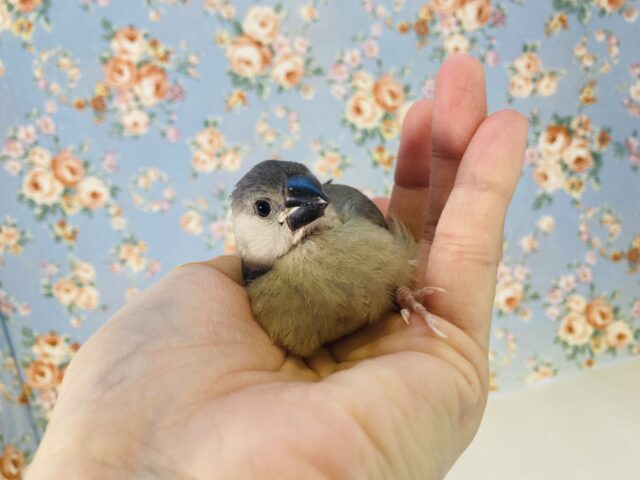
[230,160,445,357]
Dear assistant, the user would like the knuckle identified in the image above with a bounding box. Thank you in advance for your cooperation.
[456,175,513,202]
[421,222,438,245]
[430,143,465,163]
[454,163,518,204]
[431,229,499,269]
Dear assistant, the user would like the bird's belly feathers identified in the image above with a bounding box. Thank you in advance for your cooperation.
[246,218,415,356]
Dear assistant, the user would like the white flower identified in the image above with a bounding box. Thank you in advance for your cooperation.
[77,177,110,210]
[73,261,96,283]
[343,49,362,67]
[352,71,375,92]
[242,6,280,45]
[546,306,560,321]
[546,288,563,304]
[536,75,559,96]
[180,211,203,235]
[533,159,565,192]
[52,278,79,306]
[192,149,219,173]
[509,74,534,98]
[443,34,470,56]
[519,235,538,253]
[18,125,37,144]
[271,54,305,89]
[76,286,100,310]
[559,275,576,292]
[32,333,70,365]
[513,265,530,282]
[513,52,542,78]
[299,4,319,22]
[22,168,63,205]
[629,81,640,101]
[220,150,242,172]
[121,110,150,136]
[558,313,593,346]
[344,92,383,130]
[566,294,587,313]
[605,321,633,349]
[360,39,379,58]
[28,147,52,168]
[111,27,147,62]
[576,266,592,284]
[494,280,524,314]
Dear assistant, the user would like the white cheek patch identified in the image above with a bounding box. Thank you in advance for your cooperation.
[232,206,334,265]
[232,212,293,266]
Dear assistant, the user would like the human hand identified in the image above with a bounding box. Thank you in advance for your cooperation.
[27,54,527,480]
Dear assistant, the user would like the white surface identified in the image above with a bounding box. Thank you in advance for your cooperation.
[447,358,640,480]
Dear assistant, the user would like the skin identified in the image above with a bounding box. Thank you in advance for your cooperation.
[26,54,528,480]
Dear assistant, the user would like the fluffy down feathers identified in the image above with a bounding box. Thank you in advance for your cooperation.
[247,216,415,356]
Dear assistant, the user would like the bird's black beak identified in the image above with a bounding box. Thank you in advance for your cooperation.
[284,175,329,231]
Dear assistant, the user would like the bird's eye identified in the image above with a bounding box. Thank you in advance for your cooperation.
[254,200,271,218]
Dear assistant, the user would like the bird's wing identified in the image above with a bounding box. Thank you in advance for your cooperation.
[323,183,388,229]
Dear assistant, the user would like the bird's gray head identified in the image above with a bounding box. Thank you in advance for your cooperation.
[230,160,330,267]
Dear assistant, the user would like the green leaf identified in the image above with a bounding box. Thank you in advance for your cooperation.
[22,326,35,346]
[101,18,115,38]
[36,418,48,432]
[577,5,590,24]
[613,142,625,158]
[533,193,553,209]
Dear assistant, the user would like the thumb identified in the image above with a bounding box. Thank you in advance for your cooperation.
[182,255,244,285]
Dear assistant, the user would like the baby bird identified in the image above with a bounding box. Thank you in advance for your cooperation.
[230,160,445,357]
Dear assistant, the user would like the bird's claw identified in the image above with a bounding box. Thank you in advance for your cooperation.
[396,285,447,338]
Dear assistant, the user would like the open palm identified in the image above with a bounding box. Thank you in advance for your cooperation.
[28,55,528,480]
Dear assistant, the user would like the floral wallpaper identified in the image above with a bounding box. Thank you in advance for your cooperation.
[1,0,639,473]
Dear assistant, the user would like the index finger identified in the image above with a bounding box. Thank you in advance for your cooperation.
[387,99,433,238]
[424,110,528,351]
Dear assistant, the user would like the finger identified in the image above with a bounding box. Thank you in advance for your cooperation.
[388,99,433,238]
[425,110,528,351]
[421,54,487,257]
[305,348,338,378]
[372,197,389,216]
[186,255,244,285]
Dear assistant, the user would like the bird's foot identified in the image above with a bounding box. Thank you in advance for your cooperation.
[396,285,447,338]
